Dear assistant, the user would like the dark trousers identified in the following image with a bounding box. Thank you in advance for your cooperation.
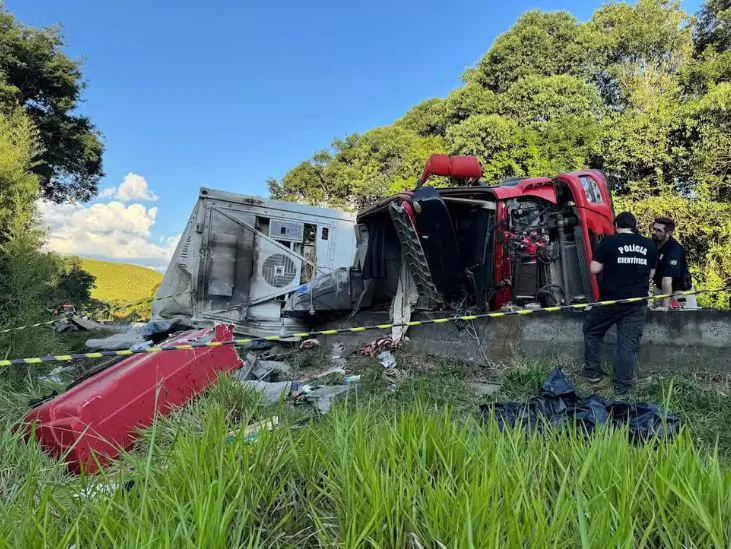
[583,303,647,390]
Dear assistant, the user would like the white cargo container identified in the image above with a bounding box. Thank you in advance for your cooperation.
[152,188,357,337]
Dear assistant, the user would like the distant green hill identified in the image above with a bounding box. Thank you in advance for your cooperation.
[79,259,163,305]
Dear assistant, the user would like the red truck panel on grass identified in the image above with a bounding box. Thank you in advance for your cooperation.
[21,323,242,474]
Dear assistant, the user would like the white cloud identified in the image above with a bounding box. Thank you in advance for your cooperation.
[97,173,159,203]
[37,174,178,270]
[98,187,116,199]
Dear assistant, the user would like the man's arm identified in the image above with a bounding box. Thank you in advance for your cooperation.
[649,245,657,303]
[661,277,673,309]
[590,239,607,276]
[658,247,683,309]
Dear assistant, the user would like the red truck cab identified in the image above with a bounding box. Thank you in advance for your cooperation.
[354,154,615,311]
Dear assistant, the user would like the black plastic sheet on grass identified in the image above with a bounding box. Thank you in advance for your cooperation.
[480,368,680,441]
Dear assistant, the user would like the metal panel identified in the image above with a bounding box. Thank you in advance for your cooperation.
[207,232,238,296]
[269,219,304,242]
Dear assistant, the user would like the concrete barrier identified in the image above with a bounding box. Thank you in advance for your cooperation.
[318,309,731,374]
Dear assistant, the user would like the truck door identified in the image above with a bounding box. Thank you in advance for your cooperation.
[553,171,615,300]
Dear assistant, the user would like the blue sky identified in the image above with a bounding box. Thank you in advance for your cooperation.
[8,0,702,269]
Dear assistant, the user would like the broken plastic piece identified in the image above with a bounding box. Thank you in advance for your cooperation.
[237,380,292,403]
[331,342,345,358]
[305,384,354,414]
[86,326,146,351]
[141,317,193,343]
[378,350,397,369]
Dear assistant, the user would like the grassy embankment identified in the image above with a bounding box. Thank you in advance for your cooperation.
[1,347,731,547]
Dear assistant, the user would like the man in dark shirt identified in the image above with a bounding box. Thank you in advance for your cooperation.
[650,216,693,310]
[581,212,657,394]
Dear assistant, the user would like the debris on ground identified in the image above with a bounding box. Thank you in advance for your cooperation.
[469,381,502,396]
[141,317,194,343]
[256,360,292,379]
[300,338,320,350]
[378,350,397,369]
[37,366,68,386]
[248,339,275,351]
[74,480,136,500]
[330,341,347,368]
[480,368,680,440]
[237,380,293,403]
[304,384,356,415]
[235,352,259,381]
[331,342,345,358]
[359,336,395,358]
[86,326,147,351]
[228,416,280,443]
[56,316,105,333]
[382,368,407,385]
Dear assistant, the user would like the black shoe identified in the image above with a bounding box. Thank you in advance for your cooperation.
[580,369,605,383]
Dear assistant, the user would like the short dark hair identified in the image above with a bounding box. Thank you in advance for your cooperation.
[654,216,675,232]
[615,211,637,231]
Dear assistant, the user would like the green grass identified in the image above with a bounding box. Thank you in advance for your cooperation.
[79,258,162,305]
[2,355,731,547]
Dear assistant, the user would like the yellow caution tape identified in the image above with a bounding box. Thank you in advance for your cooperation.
[0,319,59,335]
[0,287,728,368]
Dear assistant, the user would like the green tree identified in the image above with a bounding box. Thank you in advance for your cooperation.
[532,116,602,176]
[464,11,587,92]
[599,71,688,194]
[396,98,447,137]
[0,109,39,237]
[499,75,603,124]
[52,258,95,309]
[0,7,104,203]
[442,83,498,128]
[445,114,540,180]
[267,149,334,207]
[584,0,693,108]
[694,0,731,53]
[0,108,69,355]
[677,83,731,205]
[270,127,444,210]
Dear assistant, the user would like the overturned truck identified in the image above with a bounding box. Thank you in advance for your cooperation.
[286,154,616,320]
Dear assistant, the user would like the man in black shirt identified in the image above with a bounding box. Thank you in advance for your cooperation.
[650,216,693,310]
[581,212,658,394]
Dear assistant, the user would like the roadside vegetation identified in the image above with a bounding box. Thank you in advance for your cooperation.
[2,352,731,546]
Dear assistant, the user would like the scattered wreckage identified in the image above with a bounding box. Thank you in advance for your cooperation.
[22,154,622,473]
[21,191,363,473]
